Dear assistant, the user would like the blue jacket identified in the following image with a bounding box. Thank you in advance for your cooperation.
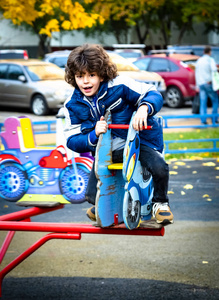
[64,75,164,153]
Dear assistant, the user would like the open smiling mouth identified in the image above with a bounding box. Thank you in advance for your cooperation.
[84,86,92,91]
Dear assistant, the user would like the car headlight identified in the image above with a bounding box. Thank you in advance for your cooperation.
[157,79,166,92]
[54,89,73,100]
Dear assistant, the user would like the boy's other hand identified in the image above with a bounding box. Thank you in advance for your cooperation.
[133,105,148,131]
[95,116,108,137]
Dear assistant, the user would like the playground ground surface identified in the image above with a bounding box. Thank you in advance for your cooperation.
[0,158,219,300]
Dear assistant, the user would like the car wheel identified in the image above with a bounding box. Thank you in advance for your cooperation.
[31,95,49,116]
[166,86,184,108]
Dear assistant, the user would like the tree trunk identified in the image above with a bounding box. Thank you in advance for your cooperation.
[37,34,51,58]
[135,21,149,44]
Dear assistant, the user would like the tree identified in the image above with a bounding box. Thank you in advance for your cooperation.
[82,0,164,45]
[0,0,104,56]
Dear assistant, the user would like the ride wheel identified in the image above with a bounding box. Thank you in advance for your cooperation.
[123,191,141,230]
[0,162,28,201]
[59,166,89,203]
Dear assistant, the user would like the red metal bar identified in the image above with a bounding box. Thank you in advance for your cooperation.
[0,218,31,264]
[0,206,164,297]
[0,231,15,264]
[108,124,152,130]
[0,205,64,221]
[0,221,164,236]
[0,232,81,297]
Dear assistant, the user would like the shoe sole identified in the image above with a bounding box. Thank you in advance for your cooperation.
[156,219,174,225]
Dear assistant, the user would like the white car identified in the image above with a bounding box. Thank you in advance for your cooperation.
[0,59,73,116]
[108,51,166,97]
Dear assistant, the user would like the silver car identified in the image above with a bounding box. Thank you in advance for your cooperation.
[0,59,73,116]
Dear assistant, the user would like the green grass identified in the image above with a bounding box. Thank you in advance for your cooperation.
[164,127,219,160]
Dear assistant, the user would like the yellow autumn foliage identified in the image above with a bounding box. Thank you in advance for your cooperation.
[0,0,104,37]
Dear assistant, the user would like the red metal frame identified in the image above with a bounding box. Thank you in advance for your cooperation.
[0,205,164,297]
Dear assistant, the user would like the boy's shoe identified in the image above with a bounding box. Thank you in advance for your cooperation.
[152,202,174,225]
[86,206,96,222]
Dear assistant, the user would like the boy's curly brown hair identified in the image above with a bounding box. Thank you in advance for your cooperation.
[65,44,118,87]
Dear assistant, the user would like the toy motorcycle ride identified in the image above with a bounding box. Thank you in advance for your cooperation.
[94,111,163,230]
[0,116,93,205]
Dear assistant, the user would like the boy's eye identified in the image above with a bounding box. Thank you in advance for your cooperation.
[90,73,96,77]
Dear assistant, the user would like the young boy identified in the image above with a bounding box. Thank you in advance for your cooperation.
[63,44,173,225]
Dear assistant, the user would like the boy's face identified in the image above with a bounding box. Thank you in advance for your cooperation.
[75,71,103,97]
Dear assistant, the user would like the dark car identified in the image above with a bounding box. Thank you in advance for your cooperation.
[133,53,199,108]
[0,49,29,60]
[43,50,71,70]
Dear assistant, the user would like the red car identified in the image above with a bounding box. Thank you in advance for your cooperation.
[133,53,200,108]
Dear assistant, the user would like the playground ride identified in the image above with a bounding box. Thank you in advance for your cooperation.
[95,111,160,230]
[0,112,165,297]
[0,116,93,205]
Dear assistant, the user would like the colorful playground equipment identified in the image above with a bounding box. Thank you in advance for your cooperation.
[0,115,93,206]
[0,112,165,296]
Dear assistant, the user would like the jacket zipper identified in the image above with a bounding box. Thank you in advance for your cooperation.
[96,91,107,115]
[107,98,122,112]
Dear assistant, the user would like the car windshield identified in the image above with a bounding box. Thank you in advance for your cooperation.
[118,52,142,59]
[109,54,139,71]
[24,64,65,81]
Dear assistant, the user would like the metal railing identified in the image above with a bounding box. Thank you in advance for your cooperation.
[0,114,218,154]
[162,114,219,153]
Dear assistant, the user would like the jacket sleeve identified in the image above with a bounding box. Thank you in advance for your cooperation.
[63,101,97,153]
[115,75,163,116]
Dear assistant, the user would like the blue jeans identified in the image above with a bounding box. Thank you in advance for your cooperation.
[85,144,169,205]
[199,83,219,123]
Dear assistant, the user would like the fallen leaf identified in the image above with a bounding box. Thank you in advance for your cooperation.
[169,158,178,162]
[181,191,185,195]
[4,205,8,208]
[204,153,210,157]
[183,184,193,189]
[175,161,186,166]
[179,134,184,138]
[173,166,178,169]
[202,162,216,167]
[169,171,178,175]
[216,176,219,179]
[186,166,191,168]
[202,194,209,198]
[190,156,203,160]
[206,198,212,202]
[215,167,219,170]
[202,261,208,264]
[192,171,197,174]
[168,191,174,194]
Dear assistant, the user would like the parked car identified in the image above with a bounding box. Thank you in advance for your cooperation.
[0,49,29,60]
[114,49,145,63]
[0,59,73,116]
[167,45,219,65]
[133,53,199,108]
[113,44,145,63]
[43,50,71,70]
[43,50,166,97]
[107,51,166,97]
